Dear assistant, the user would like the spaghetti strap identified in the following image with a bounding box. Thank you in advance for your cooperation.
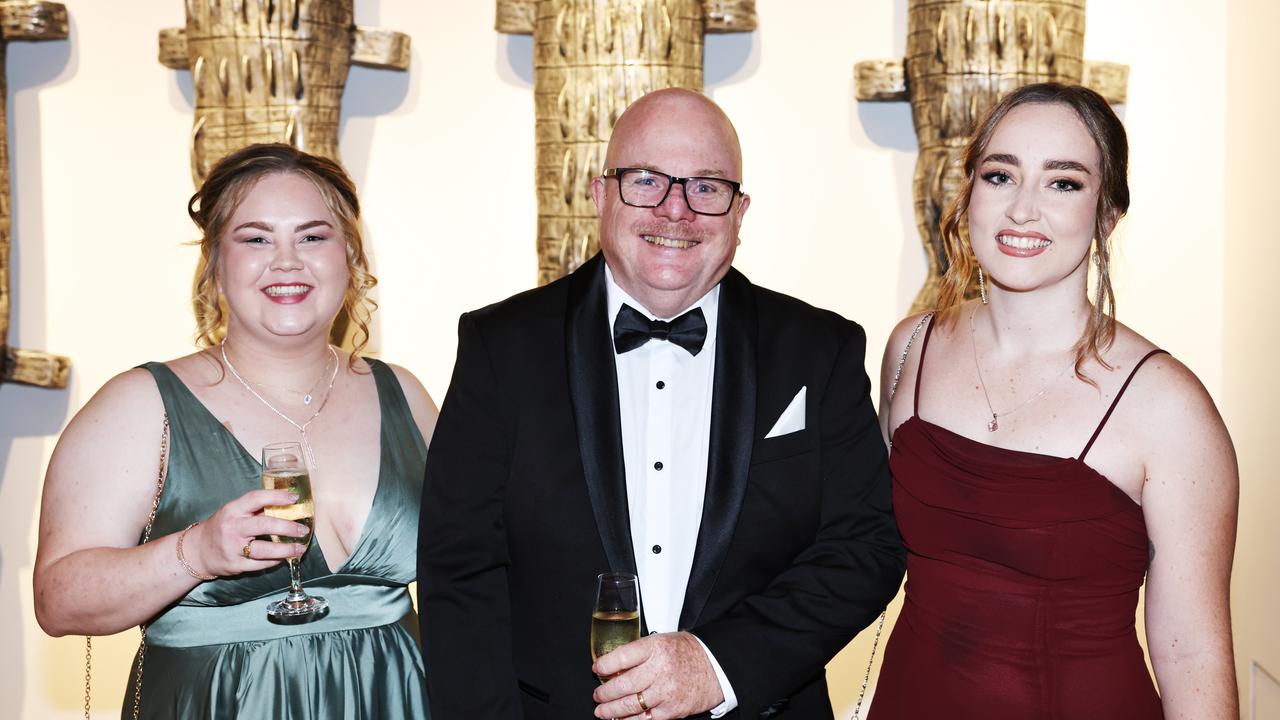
[1079,349,1170,459]
[913,314,939,416]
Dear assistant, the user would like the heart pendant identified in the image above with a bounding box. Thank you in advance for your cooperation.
[987,416,998,432]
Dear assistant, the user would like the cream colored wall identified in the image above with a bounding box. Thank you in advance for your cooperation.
[1226,0,1280,718]
[0,1,1258,718]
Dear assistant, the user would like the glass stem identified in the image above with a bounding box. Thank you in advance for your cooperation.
[288,557,303,597]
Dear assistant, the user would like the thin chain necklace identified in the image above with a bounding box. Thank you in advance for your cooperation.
[969,305,1072,432]
[221,340,340,468]
[246,371,328,405]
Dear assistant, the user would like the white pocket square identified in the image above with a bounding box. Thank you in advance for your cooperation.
[765,386,806,438]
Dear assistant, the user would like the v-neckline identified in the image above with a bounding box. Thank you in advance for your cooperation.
[156,362,388,575]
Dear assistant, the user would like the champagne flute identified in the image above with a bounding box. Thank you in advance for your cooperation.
[591,572,640,671]
[261,442,328,623]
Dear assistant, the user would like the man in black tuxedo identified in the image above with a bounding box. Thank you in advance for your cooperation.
[419,88,904,719]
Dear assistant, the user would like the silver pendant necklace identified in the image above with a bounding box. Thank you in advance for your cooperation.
[220,341,340,468]
[969,305,1072,432]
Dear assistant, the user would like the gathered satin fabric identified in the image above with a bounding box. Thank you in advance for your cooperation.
[128,360,429,720]
[870,324,1163,720]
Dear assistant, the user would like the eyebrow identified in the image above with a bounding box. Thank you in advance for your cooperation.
[1043,159,1091,174]
[232,219,334,233]
[980,153,1091,174]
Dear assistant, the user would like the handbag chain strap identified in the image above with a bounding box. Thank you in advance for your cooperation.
[84,413,169,720]
[851,312,932,719]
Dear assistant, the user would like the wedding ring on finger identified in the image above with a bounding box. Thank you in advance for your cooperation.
[241,539,255,559]
[636,691,649,712]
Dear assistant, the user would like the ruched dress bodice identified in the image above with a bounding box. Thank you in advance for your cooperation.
[869,321,1164,720]
[126,360,430,720]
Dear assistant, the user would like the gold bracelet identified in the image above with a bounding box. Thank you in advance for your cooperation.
[176,522,215,581]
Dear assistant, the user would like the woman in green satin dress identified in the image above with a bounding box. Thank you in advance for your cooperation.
[33,144,437,719]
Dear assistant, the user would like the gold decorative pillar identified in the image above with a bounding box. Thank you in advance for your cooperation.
[159,0,411,186]
[0,1,70,389]
[498,0,757,285]
[856,0,1127,313]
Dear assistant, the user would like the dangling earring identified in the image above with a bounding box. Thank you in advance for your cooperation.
[977,266,989,305]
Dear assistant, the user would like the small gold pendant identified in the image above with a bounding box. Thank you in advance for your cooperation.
[987,415,999,432]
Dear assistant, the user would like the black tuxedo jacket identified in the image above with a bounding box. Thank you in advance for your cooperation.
[419,255,904,719]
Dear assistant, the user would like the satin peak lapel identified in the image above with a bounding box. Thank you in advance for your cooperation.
[679,268,757,629]
[565,255,636,576]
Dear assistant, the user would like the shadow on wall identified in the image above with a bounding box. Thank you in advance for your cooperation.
[2,22,75,718]
[0,383,71,717]
[499,33,534,87]
[338,0,410,358]
[705,30,757,87]
[336,60,410,357]
[850,0,920,321]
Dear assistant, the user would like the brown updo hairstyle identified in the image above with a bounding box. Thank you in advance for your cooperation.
[189,143,376,363]
[936,82,1130,381]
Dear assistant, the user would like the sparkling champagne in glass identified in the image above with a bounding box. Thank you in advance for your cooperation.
[591,572,640,667]
[262,442,328,623]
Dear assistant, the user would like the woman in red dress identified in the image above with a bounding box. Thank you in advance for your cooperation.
[871,83,1238,719]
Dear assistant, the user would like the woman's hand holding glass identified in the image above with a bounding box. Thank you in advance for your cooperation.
[178,488,310,579]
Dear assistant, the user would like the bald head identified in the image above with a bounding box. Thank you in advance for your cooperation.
[590,88,751,320]
[604,88,743,180]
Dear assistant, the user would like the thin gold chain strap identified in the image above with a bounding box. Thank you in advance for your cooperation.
[83,414,169,720]
[852,611,886,719]
[83,637,92,720]
[852,313,932,719]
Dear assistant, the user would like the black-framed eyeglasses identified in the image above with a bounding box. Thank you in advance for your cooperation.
[603,168,743,217]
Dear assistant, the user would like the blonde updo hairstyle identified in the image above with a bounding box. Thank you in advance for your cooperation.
[189,143,376,363]
[936,82,1130,381]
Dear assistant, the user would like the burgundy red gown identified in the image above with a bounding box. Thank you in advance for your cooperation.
[870,320,1165,719]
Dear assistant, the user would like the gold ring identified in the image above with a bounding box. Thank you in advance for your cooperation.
[241,539,254,559]
[636,691,649,712]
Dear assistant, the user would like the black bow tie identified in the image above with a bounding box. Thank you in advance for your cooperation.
[612,304,708,356]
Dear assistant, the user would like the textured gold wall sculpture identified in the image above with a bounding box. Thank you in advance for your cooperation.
[0,1,70,389]
[498,0,757,285]
[159,0,411,186]
[856,0,1127,313]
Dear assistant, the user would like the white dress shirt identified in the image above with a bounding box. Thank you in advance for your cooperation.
[605,266,738,716]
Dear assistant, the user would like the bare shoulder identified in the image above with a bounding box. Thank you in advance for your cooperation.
[45,365,168,507]
[879,309,942,440]
[385,362,435,407]
[56,350,212,457]
[1106,323,1234,473]
[385,361,440,443]
[1107,323,1220,424]
[163,349,224,389]
[881,311,938,381]
[67,366,165,434]
[884,311,937,359]
[39,363,180,565]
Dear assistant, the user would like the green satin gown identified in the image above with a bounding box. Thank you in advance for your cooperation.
[125,360,430,719]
